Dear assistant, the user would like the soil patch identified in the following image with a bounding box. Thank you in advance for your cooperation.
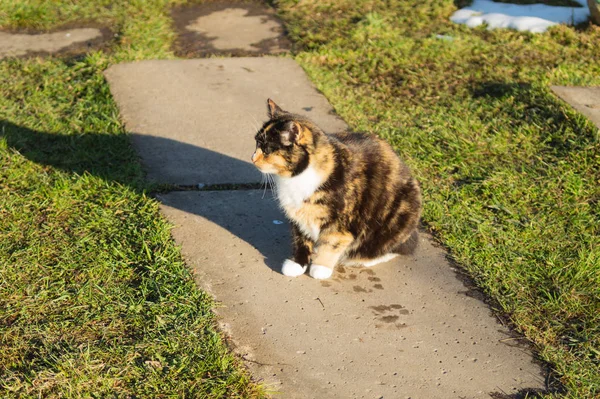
[0,24,112,59]
[171,1,290,57]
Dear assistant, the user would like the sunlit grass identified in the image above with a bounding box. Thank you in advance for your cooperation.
[278,1,600,397]
[0,1,264,397]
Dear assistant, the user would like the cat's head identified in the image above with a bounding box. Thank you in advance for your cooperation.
[251,99,314,177]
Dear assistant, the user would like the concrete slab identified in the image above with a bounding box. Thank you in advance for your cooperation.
[0,28,105,59]
[158,189,546,399]
[172,1,290,57]
[551,86,600,128]
[104,58,347,186]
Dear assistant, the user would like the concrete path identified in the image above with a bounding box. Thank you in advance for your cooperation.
[0,28,106,59]
[105,58,546,398]
[551,86,600,128]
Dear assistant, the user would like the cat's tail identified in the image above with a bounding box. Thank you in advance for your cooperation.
[392,229,419,255]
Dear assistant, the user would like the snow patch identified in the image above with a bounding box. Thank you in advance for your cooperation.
[451,0,590,33]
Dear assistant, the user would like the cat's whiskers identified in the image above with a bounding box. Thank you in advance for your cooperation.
[260,173,268,199]
[267,173,277,200]
[260,172,277,200]
[245,111,260,133]
[249,111,261,130]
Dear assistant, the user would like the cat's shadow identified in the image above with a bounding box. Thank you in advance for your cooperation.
[0,119,288,273]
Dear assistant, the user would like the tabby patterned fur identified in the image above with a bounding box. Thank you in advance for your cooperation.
[252,99,421,280]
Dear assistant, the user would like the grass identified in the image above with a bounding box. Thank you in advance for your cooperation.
[276,1,599,397]
[1,0,598,398]
[0,1,264,398]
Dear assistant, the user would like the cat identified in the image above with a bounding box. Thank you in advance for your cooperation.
[251,99,422,280]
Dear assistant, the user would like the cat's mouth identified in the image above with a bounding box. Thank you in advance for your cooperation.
[252,148,281,175]
[252,161,278,175]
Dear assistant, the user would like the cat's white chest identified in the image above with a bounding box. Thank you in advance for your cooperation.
[274,165,322,241]
[275,165,321,208]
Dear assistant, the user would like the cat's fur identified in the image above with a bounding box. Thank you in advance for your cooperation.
[252,99,422,279]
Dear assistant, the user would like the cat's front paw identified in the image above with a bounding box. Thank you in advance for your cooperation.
[309,264,333,280]
[281,259,307,277]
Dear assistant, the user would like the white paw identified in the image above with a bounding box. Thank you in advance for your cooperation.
[281,259,307,277]
[309,264,333,280]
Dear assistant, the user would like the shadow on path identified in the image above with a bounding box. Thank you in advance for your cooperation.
[0,119,284,271]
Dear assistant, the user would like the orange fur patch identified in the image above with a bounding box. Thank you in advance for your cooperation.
[313,231,353,268]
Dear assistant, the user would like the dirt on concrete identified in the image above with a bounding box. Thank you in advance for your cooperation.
[171,0,291,57]
[0,23,112,59]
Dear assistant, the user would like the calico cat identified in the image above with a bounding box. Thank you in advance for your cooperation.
[252,99,422,280]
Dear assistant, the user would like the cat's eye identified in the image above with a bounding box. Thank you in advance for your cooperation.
[259,143,272,155]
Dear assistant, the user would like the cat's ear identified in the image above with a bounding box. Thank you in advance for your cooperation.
[267,98,285,119]
[280,121,301,146]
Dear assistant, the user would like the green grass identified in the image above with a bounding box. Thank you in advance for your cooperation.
[277,1,599,397]
[0,1,264,398]
[1,0,599,398]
